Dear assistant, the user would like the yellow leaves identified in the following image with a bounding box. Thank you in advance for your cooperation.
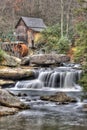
[13,0,24,11]
[67,47,77,61]
[71,47,77,52]
[34,33,42,43]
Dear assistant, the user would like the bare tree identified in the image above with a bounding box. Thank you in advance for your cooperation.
[0,0,84,34]
[66,0,73,37]
[61,0,64,37]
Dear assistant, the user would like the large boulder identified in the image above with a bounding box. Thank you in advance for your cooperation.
[21,54,70,66]
[0,67,34,80]
[0,89,29,109]
[82,104,87,112]
[40,92,77,104]
[0,106,19,116]
[21,56,30,65]
[0,53,21,67]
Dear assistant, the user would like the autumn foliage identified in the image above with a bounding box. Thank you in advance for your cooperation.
[14,43,29,57]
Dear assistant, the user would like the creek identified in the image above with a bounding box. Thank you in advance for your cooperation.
[10,66,82,95]
[1,66,87,130]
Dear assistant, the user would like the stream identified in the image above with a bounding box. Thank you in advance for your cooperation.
[0,97,87,130]
[1,66,87,130]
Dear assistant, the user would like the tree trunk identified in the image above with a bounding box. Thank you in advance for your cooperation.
[66,0,73,37]
[61,0,64,37]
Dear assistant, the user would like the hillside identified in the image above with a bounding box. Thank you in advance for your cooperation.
[0,0,81,34]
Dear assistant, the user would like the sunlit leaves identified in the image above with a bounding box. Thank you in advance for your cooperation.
[0,49,5,62]
[36,24,70,54]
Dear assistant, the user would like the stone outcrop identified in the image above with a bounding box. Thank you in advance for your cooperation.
[0,106,19,116]
[0,89,29,116]
[21,56,30,65]
[40,92,77,104]
[0,79,15,87]
[82,104,87,112]
[0,67,34,80]
[0,53,21,67]
[21,54,70,66]
[0,89,29,109]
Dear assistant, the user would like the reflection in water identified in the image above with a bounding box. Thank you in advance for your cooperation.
[0,67,84,130]
[0,66,85,130]
[0,99,87,130]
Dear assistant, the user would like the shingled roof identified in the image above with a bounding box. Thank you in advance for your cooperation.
[16,16,46,32]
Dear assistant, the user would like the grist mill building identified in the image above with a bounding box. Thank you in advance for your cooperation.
[15,16,46,48]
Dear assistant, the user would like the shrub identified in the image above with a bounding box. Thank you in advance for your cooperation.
[74,21,87,65]
[0,49,5,62]
[74,21,87,90]
[57,36,70,54]
[79,73,87,91]
[36,24,70,53]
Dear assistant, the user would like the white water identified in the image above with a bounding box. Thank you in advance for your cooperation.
[6,67,87,130]
[11,67,82,92]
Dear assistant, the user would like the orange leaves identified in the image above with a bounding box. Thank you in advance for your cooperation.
[13,0,24,11]
[67,47,77,61]
[14,43,29,57]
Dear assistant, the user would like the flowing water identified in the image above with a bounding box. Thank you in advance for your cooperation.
[0,97,87,130]
[10,67,82,95]
[1,67,87,130]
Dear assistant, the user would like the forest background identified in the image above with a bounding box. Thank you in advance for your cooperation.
[0,0,87,89]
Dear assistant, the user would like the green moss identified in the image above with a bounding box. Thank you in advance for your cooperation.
[74,22,87,64]
[79,73,87,91]
[0,49,5,62]
[73,21,87,91]
[57,36,70,54]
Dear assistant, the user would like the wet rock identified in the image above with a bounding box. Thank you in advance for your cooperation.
[26,99,31,102]
[23,93,28,96]
[21,54,70,66]
[0,106,19,116]
[18,93,22,97]
[18,93,28,97]
[82,104,87,112]
[40,92,77,104]
[0,89,30,109]
[21,56,30,65]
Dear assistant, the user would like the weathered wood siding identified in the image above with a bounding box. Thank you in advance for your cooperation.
[27,29,34,48]
[34,32,42,43]
[16,19,27,43]
[16,19,41,48]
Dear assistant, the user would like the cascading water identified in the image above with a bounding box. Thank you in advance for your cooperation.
[13,67,82,91]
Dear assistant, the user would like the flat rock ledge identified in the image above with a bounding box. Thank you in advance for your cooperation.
[40,92,77,104]
[21,54,70,66]
[0,67,34,80]
[0,106,19,116]
[0,54,21,67]
[0,89,30,116]
[0,79,15,87]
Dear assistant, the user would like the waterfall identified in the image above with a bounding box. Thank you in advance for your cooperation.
[13,67,82,90]
[64,72,77,88]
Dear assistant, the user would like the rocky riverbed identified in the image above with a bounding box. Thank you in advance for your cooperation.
[40,92,77,104]
[0,89,29,116]
[0,53,87,117]
[0,53,70,84]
